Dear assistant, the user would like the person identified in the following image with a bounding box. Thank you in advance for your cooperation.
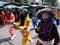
[32,10,37,29]
[1,11,7,26]
[35,13,59,45]
[14,10,33,45]
[56,9,60,26]
[6,11,16,40]
[0,12,2,25]
[50,14,56,25]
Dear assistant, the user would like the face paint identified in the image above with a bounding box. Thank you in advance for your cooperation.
[42,13,49,20]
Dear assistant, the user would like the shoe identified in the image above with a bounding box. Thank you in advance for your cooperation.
[14,34,16,37]
[30,40,33,43]
[11,34,16,40]
[30,40,33,45]
[31,40,33,42]
[51,39,55,45]
[35,26,37,29]
[11,36,14,40]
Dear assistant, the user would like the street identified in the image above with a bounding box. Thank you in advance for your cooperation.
[0,0,60,45]
[0,20,60,45]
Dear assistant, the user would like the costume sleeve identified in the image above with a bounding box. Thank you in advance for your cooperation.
[52,24,59,45]
[27,17,30,26]
[26,17,31,31]
[9,14,15,23]
[12,14,15,22]
[15,23,20,27]
[18,17,30,31]
[13,20,20,28]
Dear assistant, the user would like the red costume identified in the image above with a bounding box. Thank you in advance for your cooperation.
[1,11,7,26]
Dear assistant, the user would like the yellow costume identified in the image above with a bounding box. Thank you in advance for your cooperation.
[15,15,32,45]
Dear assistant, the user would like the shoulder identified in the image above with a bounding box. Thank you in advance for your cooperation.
[50,22,57,30]
[11,13,14,16]
[26,16,30,21]
[10,14,14,17]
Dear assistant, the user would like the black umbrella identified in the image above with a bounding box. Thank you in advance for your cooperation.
[36,8,55,19]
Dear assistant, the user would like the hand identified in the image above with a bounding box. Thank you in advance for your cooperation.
[13,22,17,25]
[7,20,12,23]
[7,20,10,23]
[13,22,17,28]
[9,20,13,23]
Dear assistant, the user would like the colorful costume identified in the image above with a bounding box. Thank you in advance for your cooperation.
[35,8,59,45]
[7,12,16,40]
[32,11,37,28]
[15,14,32,45]
[56,10,60,25]
[36,20,59,45]
[1,11,7,26]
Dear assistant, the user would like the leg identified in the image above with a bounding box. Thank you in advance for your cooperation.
[3,20,6,26]
[9,27,16,40]
[9,28,15,36]
[56,20,59,25]
[36,40,43,45]
[22,36,27,45]
[32,19,35,28]
[26,31,32,42]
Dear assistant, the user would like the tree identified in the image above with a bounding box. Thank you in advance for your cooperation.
[14,0,20,3]
[14,0,27,3]
[41,0,45,4]
[45,0,57,7]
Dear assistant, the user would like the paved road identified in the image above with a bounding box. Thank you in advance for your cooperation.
[0,21,60,45]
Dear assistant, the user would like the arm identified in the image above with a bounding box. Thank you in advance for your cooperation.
[26,17,31,31]
[35,22,40,34]
[13,20,21,28]
[17,17,30,31]
[9,14,15,23]
[53,24,59,45]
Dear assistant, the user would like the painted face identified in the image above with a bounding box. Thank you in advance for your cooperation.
[42,13,49,21]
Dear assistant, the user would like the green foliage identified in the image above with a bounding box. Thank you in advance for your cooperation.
[14,0,27,3]
[57,2,60,7]
[44,0,57,7]
[14,0,20,3]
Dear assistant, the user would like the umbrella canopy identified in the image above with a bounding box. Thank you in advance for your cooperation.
[22,9,28,12]
[36,8,55,19]
[31,5,39,7]
[18,5,29,9]
[4,5,18,9]
[0,1,8,6]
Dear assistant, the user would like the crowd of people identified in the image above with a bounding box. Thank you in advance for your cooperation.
[0,7,60,45]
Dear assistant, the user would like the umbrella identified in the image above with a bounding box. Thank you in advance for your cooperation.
[0,1,8,6]
[4,5,18,9]
[22,9,28,12]
[36,8,55,19]
[18,5,29,9]
[31,5,39,7]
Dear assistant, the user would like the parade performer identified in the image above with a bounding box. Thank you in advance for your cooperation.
[1,11,7,26]
[35,8,59,45]
[14,9,33,45]
[56,8,60,25]
[7,11,16,40]
[32,10,37,29]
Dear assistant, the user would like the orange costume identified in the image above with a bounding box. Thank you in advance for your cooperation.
[7,13,16,40]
